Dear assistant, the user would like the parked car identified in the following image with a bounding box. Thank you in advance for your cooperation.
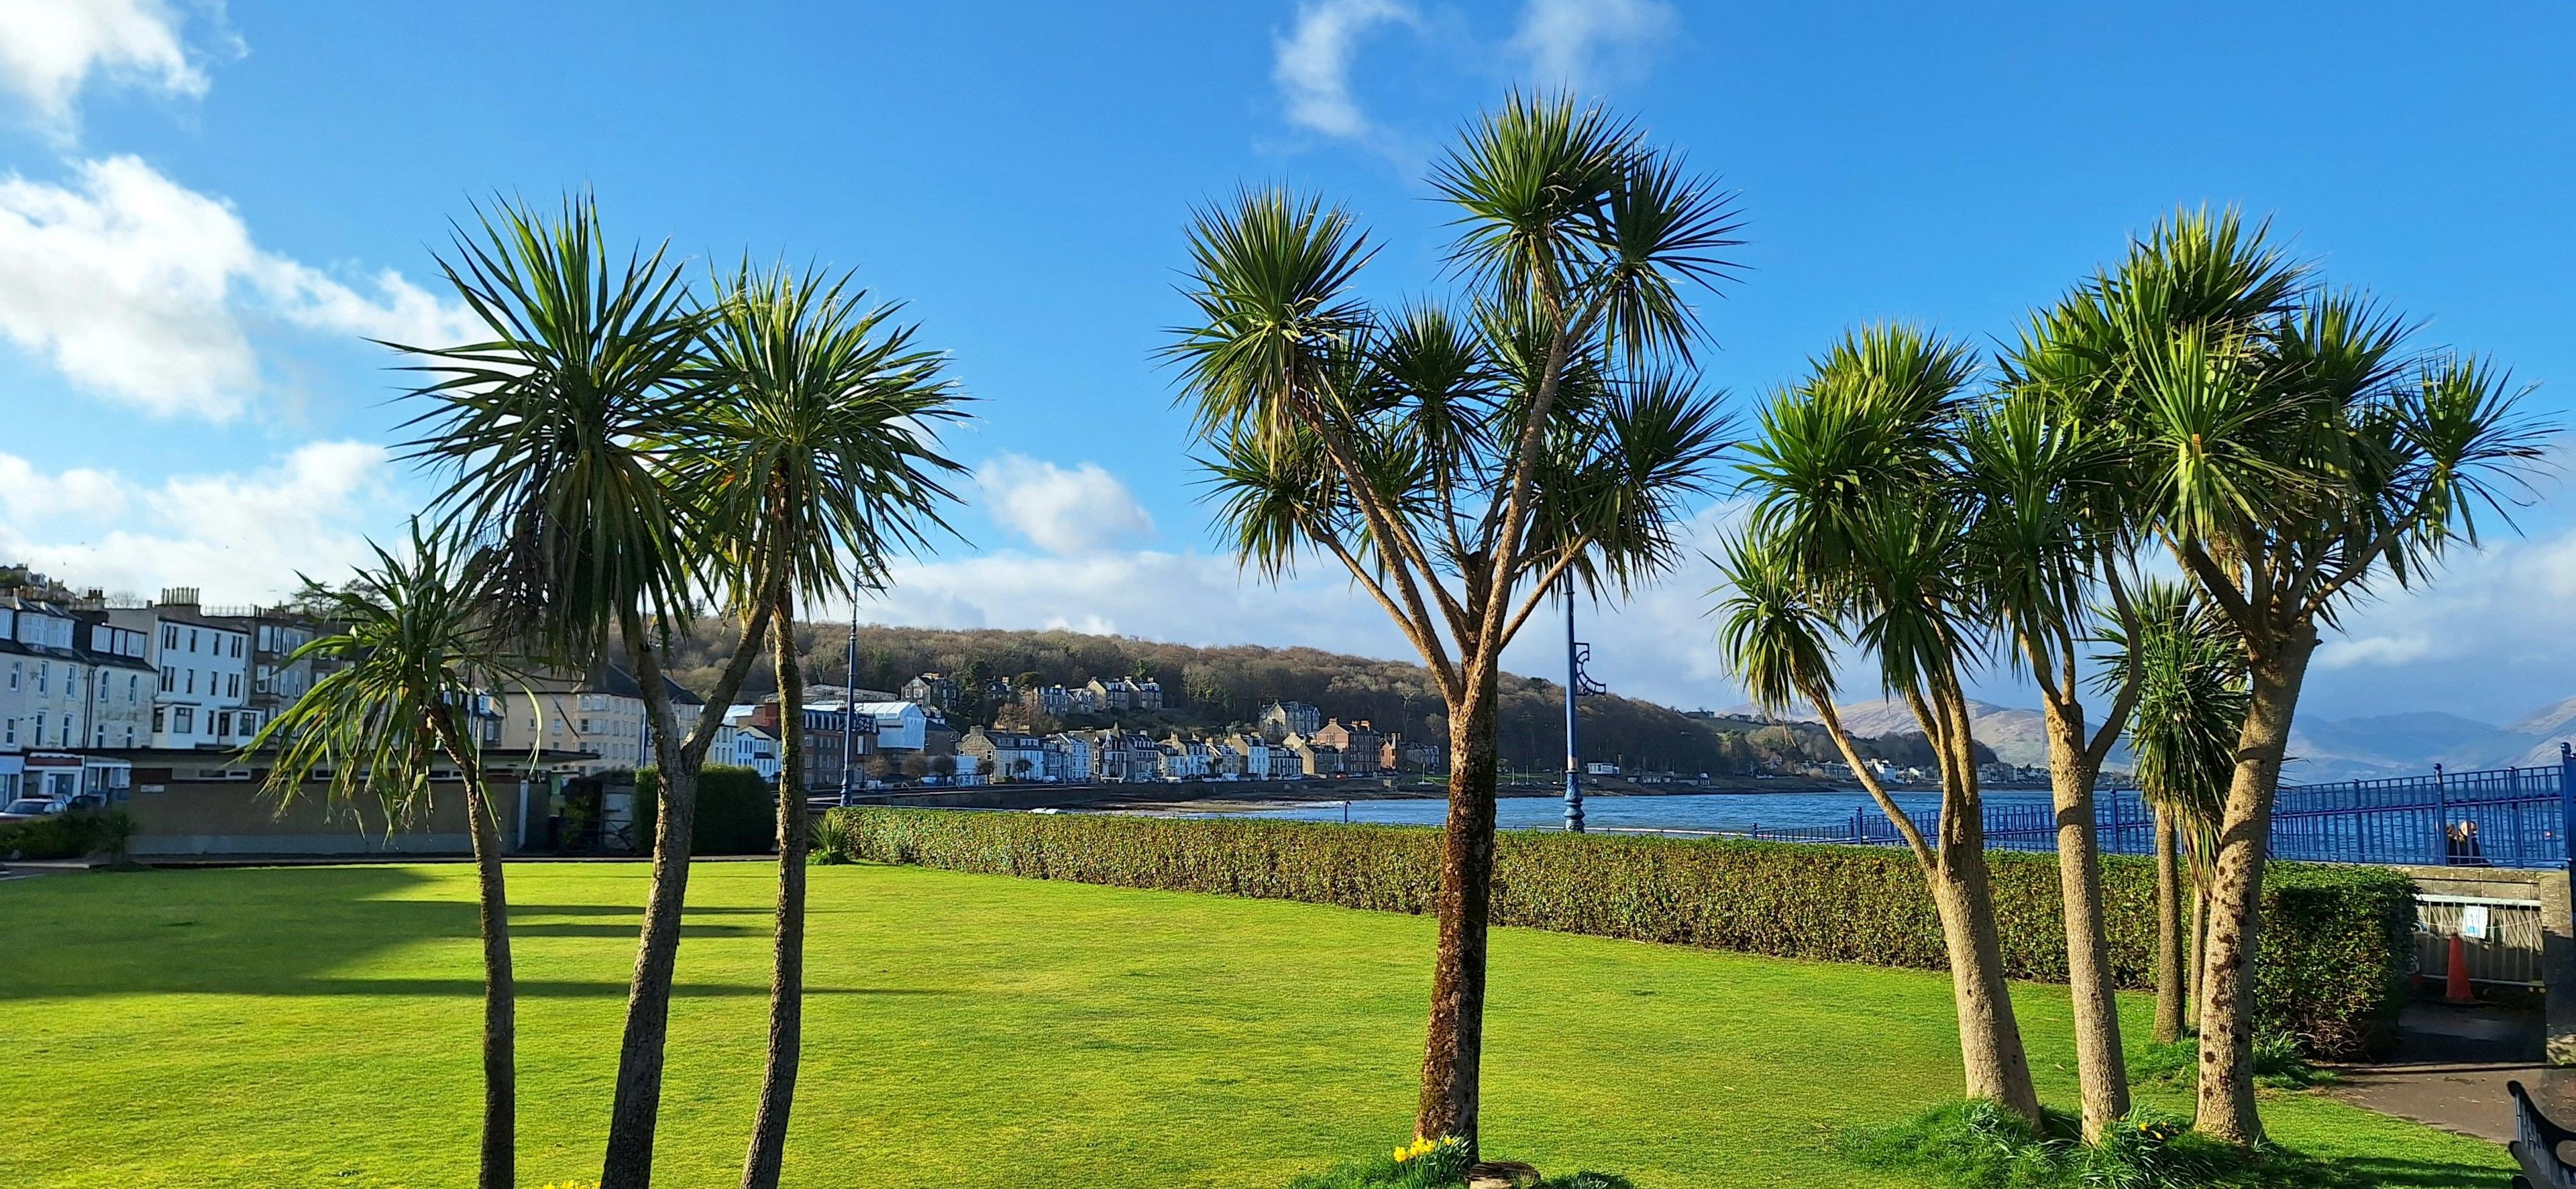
[0,798,65,823]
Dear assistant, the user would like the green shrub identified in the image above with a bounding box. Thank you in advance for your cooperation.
[633,766,777,856]
[1283,1137,1633,1189]
[820,809,2412,1056]
[0,807,136,860]
[2129,1033,2334,1091]
[1844,1100,2333,1188]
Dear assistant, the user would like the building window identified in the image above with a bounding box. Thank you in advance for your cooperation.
[34,662,46,694]
[3,718,13,745]
[127,675,139,702]
[173,707,193,734]
[227,673,239,699]
[5,661,15,690]
[152,707,165,732]
[163,625,178,650]
[231,636,243,659]
[185,670,196,695]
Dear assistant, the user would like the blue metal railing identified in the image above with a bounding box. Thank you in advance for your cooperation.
[1754,750,2576,870]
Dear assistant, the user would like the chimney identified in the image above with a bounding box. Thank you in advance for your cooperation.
[158,586,202,610]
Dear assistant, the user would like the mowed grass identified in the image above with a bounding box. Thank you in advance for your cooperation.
[0,862,2510,1188]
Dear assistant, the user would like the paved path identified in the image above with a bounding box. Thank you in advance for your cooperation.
[2329,1001,2551,1143]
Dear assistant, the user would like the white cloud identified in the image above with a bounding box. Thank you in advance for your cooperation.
[0,440,400,602]
[1273,0,1416,139]
[975,453,1157,556]
[1510,0,1678,90]
[0,0,209,130]
[0,156,474,420]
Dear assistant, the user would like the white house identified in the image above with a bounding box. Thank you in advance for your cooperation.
[109,593,256,750]
[731,724,781,781]
[853,700,928,752]
[1042,732,1092,783]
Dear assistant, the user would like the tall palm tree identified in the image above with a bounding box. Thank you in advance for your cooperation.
[1718,323,2045,1125]
[392,194,781,1188]
[683,261,969,1189]
[1167,92,1740,1154]
[2094,581,2243,1043]
[1964,367,2146,1140]
[2057,209,2547,1141]
[245,526,523,1189]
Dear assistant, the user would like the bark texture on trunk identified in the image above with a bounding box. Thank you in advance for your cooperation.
[1930,690,2043,1125]
[2192,626,2316,1145]
[2152,807,2185,1045]
[1415,678,1499,1158]
[2043,705,2129,1140]
[435,716,515,1189]
[741,588,808,1189]
[602,615,699,1189]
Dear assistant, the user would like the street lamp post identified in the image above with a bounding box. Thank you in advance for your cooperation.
[1562,585,1605,833]
[839,589,859,808]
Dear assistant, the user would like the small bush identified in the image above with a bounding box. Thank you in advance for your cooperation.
[0,807,136,860]
[820,809,2413,1056]
[1283,1137,1633,1189]
[1845,1100,2331,1189]
[633,766,777,856]
[2129,1034,2334,1091]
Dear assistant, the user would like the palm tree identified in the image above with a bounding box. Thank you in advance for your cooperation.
[684,261,967,1189]
[1964,364,2147,1140]
[1718,324,2044,1125]
[2063,209,2548,1141]
[246,526,523,1189]
[393,194,782,1188]
[2094,581,2243,1043]
[1167,93,1739,1153]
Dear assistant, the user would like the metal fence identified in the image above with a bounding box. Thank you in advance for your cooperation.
[1750,748,2576,871]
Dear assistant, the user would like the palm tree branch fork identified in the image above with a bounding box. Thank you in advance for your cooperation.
[1168,92,1740,1155]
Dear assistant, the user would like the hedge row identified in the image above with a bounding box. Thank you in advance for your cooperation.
[634,766,778,856]
[0,808,137,861]
[821,807,2414,1056]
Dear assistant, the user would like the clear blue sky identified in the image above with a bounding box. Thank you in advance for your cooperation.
[3,1,2572,724]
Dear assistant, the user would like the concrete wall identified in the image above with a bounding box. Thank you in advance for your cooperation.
[125,774,541,858]
[2398,864,2574,1063]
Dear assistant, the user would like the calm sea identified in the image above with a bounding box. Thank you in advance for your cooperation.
[1171,789,2059,834]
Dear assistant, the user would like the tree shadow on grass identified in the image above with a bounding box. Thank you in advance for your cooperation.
[0,866,812,1002]
[269,979,962,999]
[2316,1154,2516,1188]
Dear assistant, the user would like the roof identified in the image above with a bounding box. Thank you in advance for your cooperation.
[848,701,920,716]
[598,663,705,707]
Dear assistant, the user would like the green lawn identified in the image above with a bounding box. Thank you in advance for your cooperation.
[0,861,2511,1188]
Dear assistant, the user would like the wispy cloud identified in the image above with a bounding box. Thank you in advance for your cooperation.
[0,156,474,420]
[1509,0,1678,91]
[0,0,220,134]
[975,453,1159,556]
[1273,0,1417,141]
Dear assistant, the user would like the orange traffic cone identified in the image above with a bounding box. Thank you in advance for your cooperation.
[2444,934,2476,1005]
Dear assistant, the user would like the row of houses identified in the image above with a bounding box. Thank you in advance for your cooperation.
[902,671,1168,718]
[957,715,1439,785]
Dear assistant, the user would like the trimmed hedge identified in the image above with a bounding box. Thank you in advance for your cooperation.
[822,807,2413,1056]
[634,766,778,856]
[0,807,137,861]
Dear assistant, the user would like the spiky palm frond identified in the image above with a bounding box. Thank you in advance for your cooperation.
[246,524,524,822]
[1711,526,1839,716]
[392,193,709,663]
[1163,188,1375,444]
[682,260,971,606]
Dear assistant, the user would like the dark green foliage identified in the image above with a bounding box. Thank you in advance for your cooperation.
[822,809,2410,1056]
[632,766,777,856]
[1845,1100,2335,1188]
[2129,1035,2334,1091]
[0,808,136,860]
[1283,1141,1634,1189]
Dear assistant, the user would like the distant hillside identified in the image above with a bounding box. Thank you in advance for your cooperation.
[2282,698,2576,781]
[662,622,1965,776]
[1726,697,2083,769]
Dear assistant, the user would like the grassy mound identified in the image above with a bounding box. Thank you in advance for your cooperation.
[1285,1137,1635,1189]
[1845,1100,2343,1188]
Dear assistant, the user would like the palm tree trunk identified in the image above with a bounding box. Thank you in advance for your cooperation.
[2186,876,2205,1031]
[2153,806,2185,1045]
[2042,706,2128,1140]
[602,610,698,1189]
[741,577,807,1189]
[430,716,513,1189]
[1415,673,1499,1157]
[2192,625,2316,1145]
[1931,687,2043,1125]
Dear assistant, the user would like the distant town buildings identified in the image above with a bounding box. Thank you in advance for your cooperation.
[1260,699,1322,740]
